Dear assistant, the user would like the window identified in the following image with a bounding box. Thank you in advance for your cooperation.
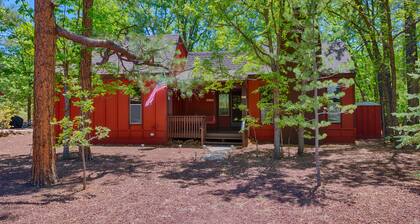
[260,108,269,124]
[218,93,230,116]
[129,96,142,124]
[327,84,341,123]
[259,86,273,124]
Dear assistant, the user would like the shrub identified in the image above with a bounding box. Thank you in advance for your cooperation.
[0,105,15,129]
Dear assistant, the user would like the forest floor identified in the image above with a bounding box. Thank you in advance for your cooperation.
[0,133,419,224]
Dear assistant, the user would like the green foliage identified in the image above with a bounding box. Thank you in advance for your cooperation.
[0,104,15,129]
[393,62,420,149]
[286,2,356,140]
[54,77,110,147]
[257,75,289,126]
[0,3,33,114]
[325,0,418,115]
[125,0,214,51]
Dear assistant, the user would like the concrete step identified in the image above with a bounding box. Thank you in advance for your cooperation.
[205,132,242,140]
[204,140,242,146]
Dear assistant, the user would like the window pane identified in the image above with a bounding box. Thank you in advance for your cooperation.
[218,94,229,116]
[130,104,142,124]
[328,105,341,123]
[260,108,270,124]
[327,84,341,123]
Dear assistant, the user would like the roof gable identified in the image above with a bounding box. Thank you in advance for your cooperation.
[93,34,183,75]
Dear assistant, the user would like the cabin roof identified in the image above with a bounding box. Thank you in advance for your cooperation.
[90,33,354,79]
[184,52,243,71]
[93,34,181,75]
[177,41,354,81]
[320,41,354,74]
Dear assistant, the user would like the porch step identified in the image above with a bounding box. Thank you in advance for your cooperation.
[204,140,242,146]
[205,132,242,140]
[205,131,242,146]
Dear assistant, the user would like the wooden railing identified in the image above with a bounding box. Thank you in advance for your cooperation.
[168,116,207,145]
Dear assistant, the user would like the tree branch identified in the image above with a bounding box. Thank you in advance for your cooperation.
[56,25,140,62]
[56,26,171,71]
[393,18,420,39]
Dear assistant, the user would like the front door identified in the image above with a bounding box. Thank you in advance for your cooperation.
[216,88,242,130]
[217,93,230,129]
[231,89,242,128]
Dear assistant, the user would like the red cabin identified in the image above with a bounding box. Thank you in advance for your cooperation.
[55,35,367,146]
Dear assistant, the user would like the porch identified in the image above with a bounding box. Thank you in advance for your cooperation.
[168,85,248,146]
[168,116,246,146]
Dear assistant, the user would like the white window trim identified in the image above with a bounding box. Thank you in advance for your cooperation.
[218,93,230,116]
[327,85,341,124]
[129,101,142,125]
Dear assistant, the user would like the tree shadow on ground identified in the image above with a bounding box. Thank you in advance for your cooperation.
[0,152,156,202]
[161,145,419,206]
[1,144,418,209]
[161,150,322,206]
[317,146,419,188]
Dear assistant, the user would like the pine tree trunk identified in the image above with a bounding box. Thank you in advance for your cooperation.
[313,87,321,187]
[273,88,282,160]
[297,126,304,156]
[369,39,390,137]
[78,0,93,160]
[405,0,419,113]
[32,0,57,186]
[383,0,398,129]
[380,0,398,136]
[310,0,321,188]
[62,61,71,159]
[297,78,307,156]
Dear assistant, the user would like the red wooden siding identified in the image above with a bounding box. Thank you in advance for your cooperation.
[55,80,168,145]
[246,77,356,144]
[247,79,274,142]
[172,91,218,128]
[324,77,356,143]
[355,104,382,139]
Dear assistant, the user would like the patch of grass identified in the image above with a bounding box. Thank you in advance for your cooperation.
[411,171,420,180]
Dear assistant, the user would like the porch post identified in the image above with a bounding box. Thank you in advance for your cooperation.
[241,81,249,147]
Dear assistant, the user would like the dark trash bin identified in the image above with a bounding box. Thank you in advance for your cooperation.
[10,115,24,128]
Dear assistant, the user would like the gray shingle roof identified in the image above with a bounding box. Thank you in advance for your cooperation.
[184,52,243,71]
[177,41,354,80]
[320,41,354,74]
[176,52,251,81]
[91,33,354,79]
[93,34,180,75]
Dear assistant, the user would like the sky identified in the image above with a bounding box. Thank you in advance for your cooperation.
[4,0,33,9]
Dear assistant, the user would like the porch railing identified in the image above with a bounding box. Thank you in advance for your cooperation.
[168,116,207,145]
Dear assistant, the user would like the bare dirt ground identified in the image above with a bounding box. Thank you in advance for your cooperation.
[0,133,419,224]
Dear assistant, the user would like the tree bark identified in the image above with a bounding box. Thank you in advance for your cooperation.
[405,0,419,112]
[62,61,71,159]
[56,27,139,62]
[297,78,307,156]
[297,126,304,156]
[32,0,57,186]
[313,82,321,187]
[79,0,93,160]
[273,87,282,160]
[309,0,321,188]
[380,0,398,135]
